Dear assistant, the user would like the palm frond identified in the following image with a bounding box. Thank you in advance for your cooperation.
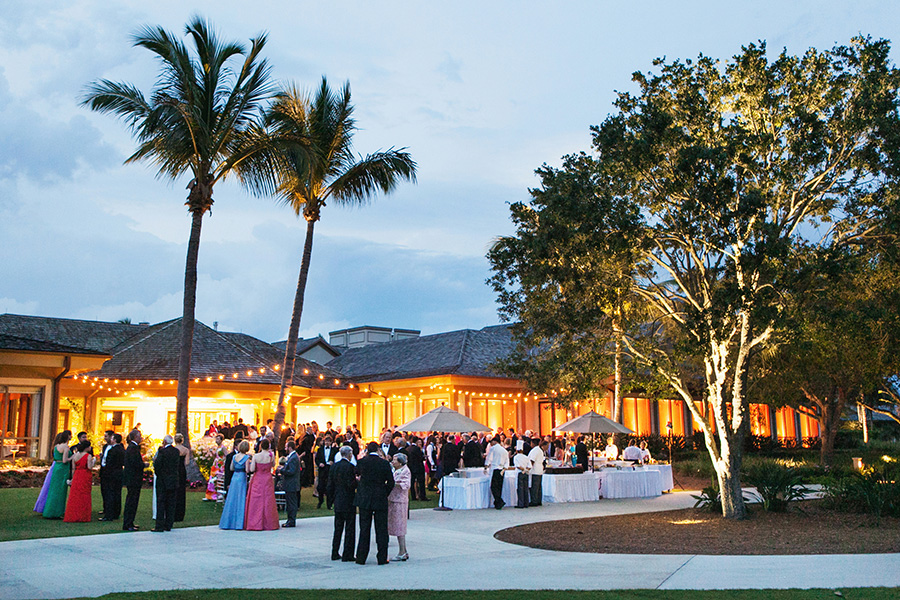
[328,148,417,206]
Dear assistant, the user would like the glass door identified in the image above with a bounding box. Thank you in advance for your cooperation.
[0,386,42,460]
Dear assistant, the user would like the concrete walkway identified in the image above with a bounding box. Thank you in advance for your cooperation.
[2,491,898,598]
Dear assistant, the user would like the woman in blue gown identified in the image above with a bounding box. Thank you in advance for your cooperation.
[219,440,250,530]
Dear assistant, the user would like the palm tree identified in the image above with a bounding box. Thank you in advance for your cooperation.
[82,17,276,440]
[267,77,416,442]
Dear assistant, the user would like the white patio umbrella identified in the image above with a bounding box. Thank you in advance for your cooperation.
[397,405,491,433]
[397,406,490,511]
[552,410,634,434]
[552,410,633,471]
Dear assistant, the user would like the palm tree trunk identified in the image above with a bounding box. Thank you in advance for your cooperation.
[176,210,204,446]
[273,218,317,446]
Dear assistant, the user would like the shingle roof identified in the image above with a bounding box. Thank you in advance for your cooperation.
[0,333,107,355]
[326,324,516,382]
[90,318,346,388]
[0,313,147,353]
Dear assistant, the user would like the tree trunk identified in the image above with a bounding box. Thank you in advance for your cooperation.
[807,387,847,467]
[613,325,623,424]
[715,445,746,519]
[273,218,317,447]
[819,397,841,467]
[175,210,204,446]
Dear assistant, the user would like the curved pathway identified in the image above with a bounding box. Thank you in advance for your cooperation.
[1,491,898,598]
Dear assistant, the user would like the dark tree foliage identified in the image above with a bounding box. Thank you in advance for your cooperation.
[491,37,900,518]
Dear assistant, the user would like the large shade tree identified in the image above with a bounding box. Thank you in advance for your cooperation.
[267,78,416,443]
[82,17,277,440]
[492,37,900,519]
[488,153,651,421]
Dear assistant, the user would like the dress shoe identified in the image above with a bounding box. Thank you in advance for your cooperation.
[377,560,390,565]
[331,555,341,561]
[341,557,356,562]
[281,522,295,528]
[124,526,140,531]
[355,560,366,565]
[151,528,165,532]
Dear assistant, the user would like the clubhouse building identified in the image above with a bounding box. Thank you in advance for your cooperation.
[0,313,820,460]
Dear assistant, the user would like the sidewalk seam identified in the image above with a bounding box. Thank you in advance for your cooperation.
[655,555,695,589]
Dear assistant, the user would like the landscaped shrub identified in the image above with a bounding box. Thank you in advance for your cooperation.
[742,461,808,512]
[691,475,721,512]
[673,454,715,479]
[822,458,900,522]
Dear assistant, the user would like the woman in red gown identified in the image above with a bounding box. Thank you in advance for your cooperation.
[64,440,95,523]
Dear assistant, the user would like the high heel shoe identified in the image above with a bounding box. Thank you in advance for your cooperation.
[392,553,409,562]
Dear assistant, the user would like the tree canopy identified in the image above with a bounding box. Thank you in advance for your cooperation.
[490,36,900,518]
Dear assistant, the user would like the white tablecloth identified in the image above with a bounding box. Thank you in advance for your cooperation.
[646,464,674,491]
[540,472,601,503]
[439,470,599,509]
[598,467,662,499]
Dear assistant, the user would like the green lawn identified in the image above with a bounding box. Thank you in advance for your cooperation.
[0,487,438,542]
[68,589,900,600]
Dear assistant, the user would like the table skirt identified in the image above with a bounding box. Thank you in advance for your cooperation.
[439,471,599,509]
[598,468,662,499]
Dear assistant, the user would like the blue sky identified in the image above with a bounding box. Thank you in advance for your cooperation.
[1,1,898,342]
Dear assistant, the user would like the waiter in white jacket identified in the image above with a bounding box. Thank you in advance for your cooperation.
[527,439,548,507]
[484,436,509,510]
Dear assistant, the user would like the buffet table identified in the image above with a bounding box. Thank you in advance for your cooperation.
[438,469,600,509]
[598,466,663,499]
[540,471,601,503]
[646,464,674,491]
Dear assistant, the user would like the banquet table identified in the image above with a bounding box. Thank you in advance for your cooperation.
[646,464,674,491]
[439,469,600,509]
[540,471,601,503]
[598,467,663,499]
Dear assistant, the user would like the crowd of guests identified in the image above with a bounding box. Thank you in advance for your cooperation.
[33,419,654,563]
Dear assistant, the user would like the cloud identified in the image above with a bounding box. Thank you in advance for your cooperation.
[0,69,119,184]
[436,53,463,83]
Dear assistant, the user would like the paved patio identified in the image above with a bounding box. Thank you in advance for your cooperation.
[2,491,898,598]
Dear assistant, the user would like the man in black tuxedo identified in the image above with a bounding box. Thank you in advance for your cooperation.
[327,445,358,561]
[278,440,302,527]
[299,427,315,486]
[379,431,398,458]
[575,436,589,471]
[343,431,360,456]
[355,442,395,565]
[440,436,461,477]
[463,433,483,467]
[153,435,180,532]
[406,438,428,501]
[99,430,125,521]
[223,431,244,493]
[315,436,338,509]
[122,430,146,531]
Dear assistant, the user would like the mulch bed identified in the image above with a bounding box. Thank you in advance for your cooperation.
[495,500,900,555]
